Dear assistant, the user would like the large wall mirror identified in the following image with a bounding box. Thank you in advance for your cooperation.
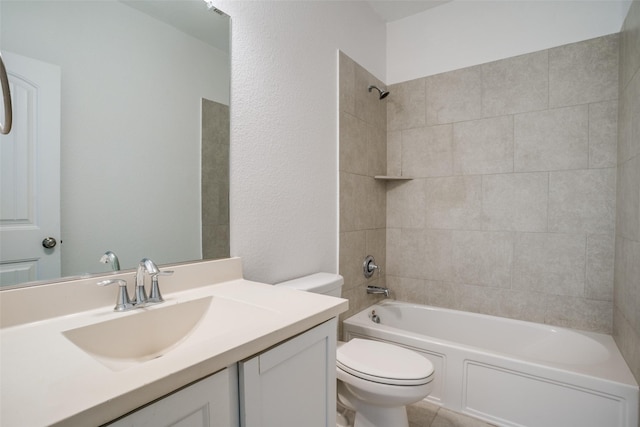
[0,0,230,288]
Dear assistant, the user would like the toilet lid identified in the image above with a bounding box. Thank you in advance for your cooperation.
[337,339,434,386]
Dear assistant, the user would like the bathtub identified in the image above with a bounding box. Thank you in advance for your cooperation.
[343,301,639,427]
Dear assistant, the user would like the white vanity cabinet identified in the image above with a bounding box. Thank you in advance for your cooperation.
[106,366,239,427]
[239,318,337,427]
[106,319,337,427]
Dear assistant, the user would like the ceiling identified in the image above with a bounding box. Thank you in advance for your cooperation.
[366,0,452,22]
[119,0,230,52]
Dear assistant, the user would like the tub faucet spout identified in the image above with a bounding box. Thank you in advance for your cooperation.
[367,285,390,298]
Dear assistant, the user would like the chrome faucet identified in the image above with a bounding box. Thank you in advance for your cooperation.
[363,255,382,279]
[147,270,173,305]
[100,250,121,271]
[366,285,390,297]
[134,258,159,306]
[97,279,135,311]
[97,257,169,312]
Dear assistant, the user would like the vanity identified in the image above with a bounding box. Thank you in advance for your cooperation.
[0,258,348,426]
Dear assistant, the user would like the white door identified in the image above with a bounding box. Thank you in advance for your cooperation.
[0,52,61,286]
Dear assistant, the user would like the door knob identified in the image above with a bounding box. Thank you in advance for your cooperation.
[42,237,57,249]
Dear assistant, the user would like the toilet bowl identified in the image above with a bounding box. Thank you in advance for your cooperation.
[275,273,434,427]
[336,339,434,427]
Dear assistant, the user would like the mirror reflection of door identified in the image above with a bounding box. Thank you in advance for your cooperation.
[0,52,61,286]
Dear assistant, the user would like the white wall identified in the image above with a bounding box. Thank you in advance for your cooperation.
[387,0,631,84]
[216,1,386,283]
[2,1,230,275]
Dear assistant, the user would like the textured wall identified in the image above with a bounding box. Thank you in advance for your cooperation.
[338,52,388,321]
[386,34,619,333]
[216,1,386,284]
[614,0,640,384]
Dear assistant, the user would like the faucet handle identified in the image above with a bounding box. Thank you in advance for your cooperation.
[363,255,382,278]
[97,279,134,312]
[147,270,173,305]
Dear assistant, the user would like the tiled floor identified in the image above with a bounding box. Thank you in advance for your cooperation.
[407,400,497,427]
[340,400,497,427]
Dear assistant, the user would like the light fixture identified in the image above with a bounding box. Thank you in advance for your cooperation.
[203,0,224,14]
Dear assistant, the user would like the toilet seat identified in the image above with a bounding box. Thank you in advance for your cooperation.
[337,339,434,386]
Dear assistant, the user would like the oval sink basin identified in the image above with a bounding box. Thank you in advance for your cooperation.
[62,296,212,371]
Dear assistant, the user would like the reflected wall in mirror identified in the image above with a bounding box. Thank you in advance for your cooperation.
[0,0,230,288]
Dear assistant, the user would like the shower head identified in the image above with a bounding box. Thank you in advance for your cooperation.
[368,85,389,100]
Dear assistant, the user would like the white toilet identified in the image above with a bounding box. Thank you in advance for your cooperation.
[276,273,434,427]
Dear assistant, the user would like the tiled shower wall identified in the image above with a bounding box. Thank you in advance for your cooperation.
[202,99,230,260]
[339,52,388,321]
[385,34,619,333]
[614,0,640,381]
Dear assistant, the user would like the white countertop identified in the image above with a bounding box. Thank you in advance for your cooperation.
[0,259,348,426]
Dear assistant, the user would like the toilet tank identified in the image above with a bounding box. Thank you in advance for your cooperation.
[275,273,344,297]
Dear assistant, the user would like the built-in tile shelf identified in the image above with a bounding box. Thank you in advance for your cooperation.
[374,175,414,181]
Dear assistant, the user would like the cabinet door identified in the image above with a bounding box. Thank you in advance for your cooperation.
[239,318,337,427]
[107,366,238,427]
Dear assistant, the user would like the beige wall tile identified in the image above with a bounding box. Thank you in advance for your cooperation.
[387,179,426,228]
[549,34,619,108]
[387,275,429,305]
[614,308,640,381]
[614,237,640,336]
[355,63,386,128]
[619,0,640,91]
[341,172,382,231]
[513,232,586,297]
[616,156,640,241]
[425,175,483,230]
[548,168,616,234]
[482,172,548,232]
[458,284,503,316]
[426,280,463,310]
[340,111,368,175]
[453,116,514,175]
[586,234,615,301]
[452,231,514,288]
[340,38,623,337]
[339,230,366,290]
[402,125,453,177]
[387,130,402,176]
[498,290,547,323]
[340,171,361,232]
[614,5,640,378]
[423,229,454,282]
[388,78,426,131]
[370,178,387,230]
[545,295,612,332]
[426,66,482,125]
[618,69,640,164]
[339,51,356,116]
[589,100,618,168]
[482,50,548,117]
[369,125,387,176]
[514,105,589,172]
[387,228,426,279]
